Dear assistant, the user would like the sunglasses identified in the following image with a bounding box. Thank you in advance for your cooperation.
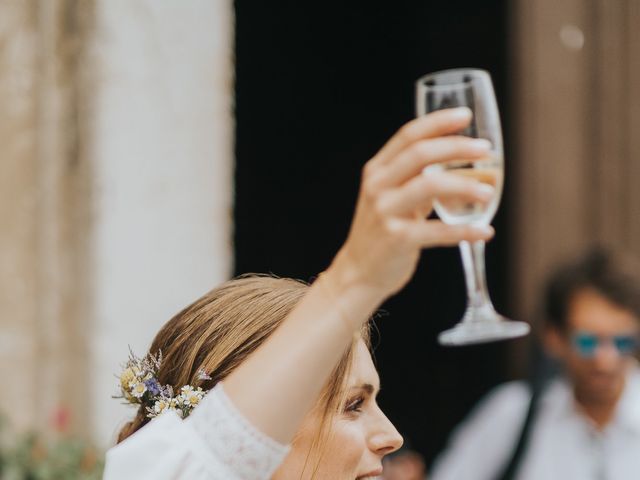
[571,332,639,358]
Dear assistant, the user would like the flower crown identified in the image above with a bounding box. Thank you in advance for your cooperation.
[115,349,211,419]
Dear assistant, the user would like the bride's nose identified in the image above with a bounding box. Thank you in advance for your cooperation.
[368,406,403,456]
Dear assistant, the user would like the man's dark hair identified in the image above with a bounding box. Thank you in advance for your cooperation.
[544,247,640,330]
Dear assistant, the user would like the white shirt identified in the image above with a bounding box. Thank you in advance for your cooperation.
[103,384,289,480]
[431,367,640,480]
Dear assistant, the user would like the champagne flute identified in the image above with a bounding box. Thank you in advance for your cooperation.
[415,68,529,345]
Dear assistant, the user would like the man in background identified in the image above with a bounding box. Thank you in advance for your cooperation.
[430,248,640,480]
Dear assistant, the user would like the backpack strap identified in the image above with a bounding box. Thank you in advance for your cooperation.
[494,382,544,480]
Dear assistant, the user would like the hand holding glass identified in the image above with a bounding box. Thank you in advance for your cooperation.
[415,69,529,345]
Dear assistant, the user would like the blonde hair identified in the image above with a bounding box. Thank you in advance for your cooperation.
[117,274,370,475]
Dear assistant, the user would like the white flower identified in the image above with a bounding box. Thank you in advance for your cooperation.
[152,398,172,415]
[147,398,178,418]
[129,381,147,398]
[178,385,204,408]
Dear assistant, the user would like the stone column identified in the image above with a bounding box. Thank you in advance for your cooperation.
[0,0,234,445]
[87,0,234,445]
[0,0,93,435]
[0,0,41,433]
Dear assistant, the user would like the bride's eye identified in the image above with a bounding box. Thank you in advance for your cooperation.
[345,396,365,413]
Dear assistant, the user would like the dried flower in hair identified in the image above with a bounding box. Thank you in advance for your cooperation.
[114,348,208,419]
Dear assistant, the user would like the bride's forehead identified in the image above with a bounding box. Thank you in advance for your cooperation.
[347,342,380,389]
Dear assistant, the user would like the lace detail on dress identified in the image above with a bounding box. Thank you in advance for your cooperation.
[188,383,290,480]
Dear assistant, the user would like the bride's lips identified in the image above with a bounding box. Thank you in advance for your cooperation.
[356,468,383,479]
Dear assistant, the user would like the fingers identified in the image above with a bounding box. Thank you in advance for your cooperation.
[371,136,492,189]
[370,107,473,168]
[403,220,495,248]
[376,170,495,216]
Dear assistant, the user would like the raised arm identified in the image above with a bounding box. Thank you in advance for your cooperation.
[224,107,495,443]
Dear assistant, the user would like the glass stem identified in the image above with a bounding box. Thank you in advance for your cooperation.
[459,240,493,312]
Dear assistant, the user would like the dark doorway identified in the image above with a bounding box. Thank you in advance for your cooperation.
[234,0,514,466]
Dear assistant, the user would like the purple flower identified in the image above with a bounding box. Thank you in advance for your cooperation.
[144,378,161,396]
[162,385,174,398]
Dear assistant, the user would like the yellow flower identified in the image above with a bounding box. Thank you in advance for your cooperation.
[120,367,138,390]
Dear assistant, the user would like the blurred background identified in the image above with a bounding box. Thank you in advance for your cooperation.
[2,0,640,474]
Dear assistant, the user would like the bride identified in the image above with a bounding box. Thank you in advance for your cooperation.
[103,107,494,479]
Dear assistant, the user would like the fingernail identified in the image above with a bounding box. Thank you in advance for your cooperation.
[476,225,495,237]
[476,183,495,198]
[470,138,492,152]
[451,106,472,120]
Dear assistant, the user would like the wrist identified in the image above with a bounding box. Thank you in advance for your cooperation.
[331,248,388,295]
[322,249,387,322]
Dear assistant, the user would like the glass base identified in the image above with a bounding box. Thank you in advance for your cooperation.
[438,309,530,346]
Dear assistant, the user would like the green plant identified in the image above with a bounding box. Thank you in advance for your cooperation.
[0,416,104,480]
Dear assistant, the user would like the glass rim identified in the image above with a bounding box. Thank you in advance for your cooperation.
[416,68,492,91]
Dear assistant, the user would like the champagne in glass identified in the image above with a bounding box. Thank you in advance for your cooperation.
[416,69,529,345]
[429,156,503,225]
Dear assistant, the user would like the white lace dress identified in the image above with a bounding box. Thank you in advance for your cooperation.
[103,384,290,479]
